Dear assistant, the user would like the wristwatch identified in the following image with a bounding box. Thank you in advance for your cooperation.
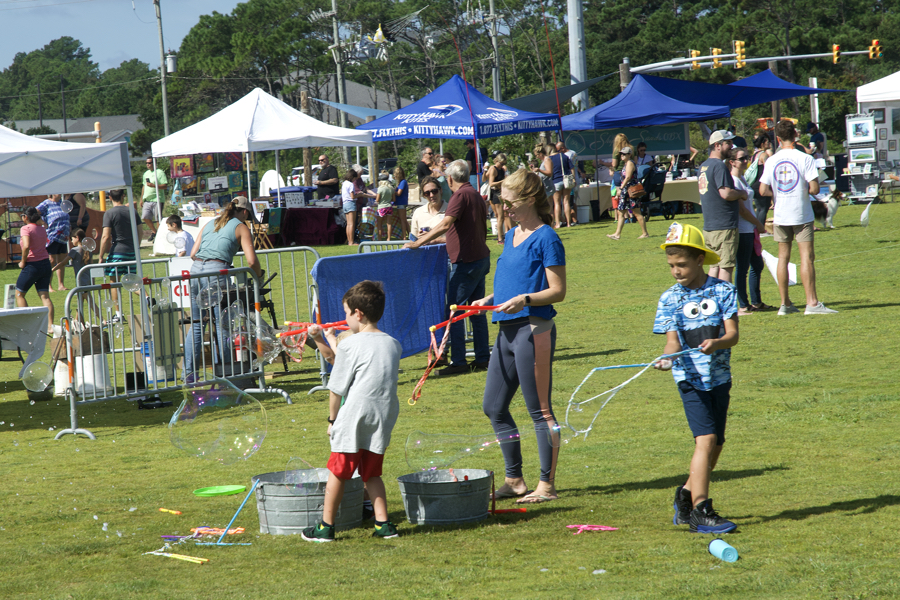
[327,417,335,424]
[524,295,531,305]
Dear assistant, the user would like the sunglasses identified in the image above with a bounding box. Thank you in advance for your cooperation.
[423,189,440,196]
[734,157,749,162]
[318,159,327,162]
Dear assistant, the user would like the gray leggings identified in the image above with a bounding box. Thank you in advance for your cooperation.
[482,316,559,483]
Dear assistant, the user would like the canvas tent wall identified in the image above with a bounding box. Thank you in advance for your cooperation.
[856,71,900,166]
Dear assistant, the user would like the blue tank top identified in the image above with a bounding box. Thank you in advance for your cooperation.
[550,153,571,183]
[196,218,241,263]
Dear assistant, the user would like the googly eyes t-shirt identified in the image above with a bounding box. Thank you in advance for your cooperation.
[653,276,738,390]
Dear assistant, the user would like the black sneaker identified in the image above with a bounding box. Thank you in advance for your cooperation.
[438,363,470,376]
[673,485,692,525]
[372,521,399,539]
[689,499,736,534]
[301,522,335,543]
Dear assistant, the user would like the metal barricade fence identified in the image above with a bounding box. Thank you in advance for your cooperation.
[55,261,290,440]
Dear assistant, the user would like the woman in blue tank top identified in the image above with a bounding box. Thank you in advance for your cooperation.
[184,197,263,381]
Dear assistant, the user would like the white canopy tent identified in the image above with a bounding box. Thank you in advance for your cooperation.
[149,89,373,252]
[856,71,900,166]
[856,71,900,104]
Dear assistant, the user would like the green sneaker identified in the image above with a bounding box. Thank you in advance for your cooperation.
[301,522,335,543]
[372,521,399,539]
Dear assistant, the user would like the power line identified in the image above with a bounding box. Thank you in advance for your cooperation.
[0,76,157,101]
[0,0,98,10]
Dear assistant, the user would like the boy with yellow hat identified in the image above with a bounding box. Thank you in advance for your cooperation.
[653,222,740,534]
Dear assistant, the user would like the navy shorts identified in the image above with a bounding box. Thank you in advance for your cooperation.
[46,241,68,255]
[677,380,731,445]
[16,259,52,294]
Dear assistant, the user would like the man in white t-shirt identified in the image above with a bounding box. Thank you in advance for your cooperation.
[759,120,837,316]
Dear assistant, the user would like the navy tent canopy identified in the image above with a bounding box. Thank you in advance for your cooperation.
[561,75,731,131]
[638,70,844,110]
[356,75,560,141]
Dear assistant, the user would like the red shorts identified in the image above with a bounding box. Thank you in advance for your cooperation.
[327,450,384,481]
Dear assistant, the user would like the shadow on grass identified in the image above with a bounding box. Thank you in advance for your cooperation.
[392,505,577,537]
[811,301,900,310]
[570,466,789,497]
[756,495,900,522]
[555,348,628,362]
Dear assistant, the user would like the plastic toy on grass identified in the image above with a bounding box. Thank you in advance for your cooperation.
[168,378,267,465]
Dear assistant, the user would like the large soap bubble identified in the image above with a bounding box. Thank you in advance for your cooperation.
[121,273,142,293]
[197,285,221,310]
[405,430,522,471]
[166,230,177,244]
[174,237,186,250]
[247,312,282,365]
[23,361,53,392]
[60,199,74,213]
[168,378,267,465]
[81,238,96,253]
[282,457,320,496]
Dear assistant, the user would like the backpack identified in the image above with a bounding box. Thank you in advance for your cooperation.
[745,151,763,186]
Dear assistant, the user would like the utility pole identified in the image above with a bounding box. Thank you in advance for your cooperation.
[60,75,67,133]
[330,0,349,164]
[619,57,632,91]
[37,83,42,128]
[567,0,588,110]
[769,61,781,123]
[300,91,313,189]
[153,0,170,136]
[489,0,501,101]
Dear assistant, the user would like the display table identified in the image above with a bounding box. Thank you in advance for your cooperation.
[268,207,343,246]
[0,306,49,378]
[575,182,612,220]
[660,178,701,204]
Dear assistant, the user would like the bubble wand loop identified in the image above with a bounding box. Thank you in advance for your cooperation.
[564,349,699,441]
[409,308,487,405]
[277,320,348,338]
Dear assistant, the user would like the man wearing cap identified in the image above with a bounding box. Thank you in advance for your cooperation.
[804,123,825,159]
[759,120,837,315]
[141,158,168,241]
[697,130,747,284]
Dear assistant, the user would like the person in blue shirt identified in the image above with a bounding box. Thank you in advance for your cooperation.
[392,166,409,239]
[653,222,740,534]
[472,168,566,505]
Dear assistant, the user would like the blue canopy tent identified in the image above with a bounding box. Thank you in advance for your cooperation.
[356,75,560,141]
[561,75,731,131]
[724,69,845,106]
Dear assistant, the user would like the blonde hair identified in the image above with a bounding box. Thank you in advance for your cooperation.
[612,133,631,156]
[378,178,393,189]
[213,200,245,232]
[393,166,406,181]
[502,168,552,225]
[494,153,507,165]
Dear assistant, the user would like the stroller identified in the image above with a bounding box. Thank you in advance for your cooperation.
[637,165,677,221]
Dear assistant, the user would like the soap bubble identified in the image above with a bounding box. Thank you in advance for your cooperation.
[102,297,115,311]
[248,313,281,364]
[166,231,177,244]
[174,237,186,249]
[225,302,246,331]
[121,273,142,293]
[81,238,96,253]
[112,322,125,339]
[279,332,307,362]
[23,362,53,392]
[60,199,74,213]
[405,430,522,471]
[197,285,221,310]
[282,457,320,496]
[168,378,267,465]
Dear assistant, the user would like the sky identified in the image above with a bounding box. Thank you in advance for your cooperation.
[0,0,245,72]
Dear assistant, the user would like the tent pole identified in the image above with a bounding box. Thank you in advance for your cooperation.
[125,186,150,353]
[246,150,253,203]
[275,151,281,203]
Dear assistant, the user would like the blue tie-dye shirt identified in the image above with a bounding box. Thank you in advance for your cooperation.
[653,276,737,390]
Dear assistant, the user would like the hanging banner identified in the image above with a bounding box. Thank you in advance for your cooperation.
[565,123,690,157]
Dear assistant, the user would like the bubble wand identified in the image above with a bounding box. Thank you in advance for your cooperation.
[561,349,700,442]
[277,320,348,338]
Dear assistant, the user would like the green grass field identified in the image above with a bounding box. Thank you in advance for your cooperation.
[2,203,899,599]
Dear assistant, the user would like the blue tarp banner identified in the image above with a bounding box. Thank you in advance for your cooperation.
[310,245,449,358]
[357,75,560,141]
[565,123,690,157]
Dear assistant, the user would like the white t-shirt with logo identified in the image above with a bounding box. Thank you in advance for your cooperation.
[759,148,817,226]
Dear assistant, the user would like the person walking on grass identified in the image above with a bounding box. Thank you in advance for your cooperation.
[607,146,650,240]
[654,222,739,534]
[698,130,746,284]
[36,194,70,291]
[16,207,55,325]
[302,281,402,542]
[141,158,167,241]
[758,119,837,316]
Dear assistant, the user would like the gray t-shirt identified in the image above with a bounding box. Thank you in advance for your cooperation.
[102,205,140,254]
[327,331,402,454]
[69,246,89,286]
[698,158,739,231]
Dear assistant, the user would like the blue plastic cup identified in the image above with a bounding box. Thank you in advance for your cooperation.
[708,539,738,562]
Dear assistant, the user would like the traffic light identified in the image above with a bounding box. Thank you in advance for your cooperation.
[690,49,700,70]
[712,48,721,68]
[733,40,746,69]
[832,44,841,64]
[869,39,883,59]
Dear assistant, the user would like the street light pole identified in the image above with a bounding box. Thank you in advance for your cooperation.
[331,0,349,164]
[153,0,170,136]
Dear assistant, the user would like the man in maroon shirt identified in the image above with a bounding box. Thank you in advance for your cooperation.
[405,159,490,374]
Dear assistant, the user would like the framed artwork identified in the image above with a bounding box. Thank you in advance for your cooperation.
[227,171,243,190]
[207,175,229,191]
[871,108,886,124]
[172,156,194,177]
[224,152,243,171]
[180,176,198,195]
[879,149,888,161]
[194,153,216,173]
[198,177,207,193]
[846,115,876,144]
[251,200,270,222]
[849,147,876,163]
[879,128,888,140]
[890,140,897,152]
[893,109,900,135]
[248,170,259,189]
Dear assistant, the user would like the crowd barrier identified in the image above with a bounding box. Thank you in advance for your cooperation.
[54,260,291,440]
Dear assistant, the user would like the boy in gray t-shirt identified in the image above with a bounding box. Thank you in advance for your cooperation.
[302,280,402,543]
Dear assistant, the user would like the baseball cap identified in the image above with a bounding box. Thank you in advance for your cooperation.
[231,196,259,223]
[660,222,721,264]
[378,172,390,181]
[708,130,735,145]
[619,146,633,155]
